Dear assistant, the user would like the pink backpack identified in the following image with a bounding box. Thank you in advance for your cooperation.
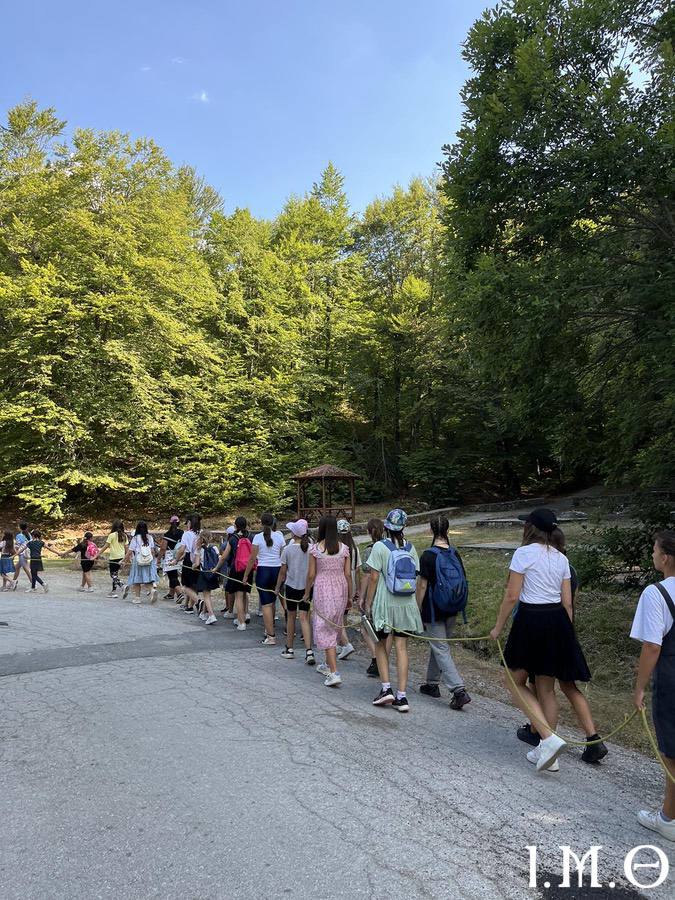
[233,537,255,572]
[85,540,98,560]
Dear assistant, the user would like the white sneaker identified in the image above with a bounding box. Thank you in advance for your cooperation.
[199,612,208,621]
[260,635,276,646]
[324,672,342,687]
[526,745,559,772]
[25,587,36,593]
[316,663,331,676]
[42,583,49,593]
[12,581,18,591]
[76,587,86,592]
[132,597,141,604]
[236,622,246,631]
[205,615,217,625]
[638,810,675,842]
[85,587,95,593]
[150,587,157,604]
[535,734,566,771]
[223,611,234,619]
[337,642,354,660]
[122,585,130,600]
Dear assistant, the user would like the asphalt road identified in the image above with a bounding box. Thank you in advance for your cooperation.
[0,572,673,899]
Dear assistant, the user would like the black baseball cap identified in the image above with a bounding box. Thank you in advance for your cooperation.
[518,508,559,534]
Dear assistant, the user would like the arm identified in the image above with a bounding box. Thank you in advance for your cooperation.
[276,563,288,608]
[303,554,317,601]
[363,568,379,616]
[343,555,352,604]
[416,576,428,610]
[634,642,661,709]
[242,544,259,582]
[490,571,524,640]
[561,578,573,622]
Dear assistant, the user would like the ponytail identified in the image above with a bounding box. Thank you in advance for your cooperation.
[261,512,275,548]
[300,534,309,553]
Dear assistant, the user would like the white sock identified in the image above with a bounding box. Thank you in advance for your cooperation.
[382,682,391,691]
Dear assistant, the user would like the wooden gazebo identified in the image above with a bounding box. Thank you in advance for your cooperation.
[292,465,359,525]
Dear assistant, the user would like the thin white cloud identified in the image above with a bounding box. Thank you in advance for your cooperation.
[191,90,210,104]
[171,56,187,64]
[140,65,151,72]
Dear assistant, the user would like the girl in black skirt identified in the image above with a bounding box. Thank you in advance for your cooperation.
[490,508,591,772]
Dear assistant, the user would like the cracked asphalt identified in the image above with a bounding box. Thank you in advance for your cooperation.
[1,572,673,899]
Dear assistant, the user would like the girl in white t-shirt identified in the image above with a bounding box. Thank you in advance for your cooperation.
[631,529,675,842]
[122,521,158,604]
[490,508,590,773]
[243,512,285,645]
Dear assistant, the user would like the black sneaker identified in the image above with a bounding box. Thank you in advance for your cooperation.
[449,689,472,710]
[372,687,394,706]
[516,723,540,746]
[581,739,609,764]
[281,647,294,659]
[419,683,441,698]
[392,696,410,713]
[366,659,379,677]
[305,650,316,666]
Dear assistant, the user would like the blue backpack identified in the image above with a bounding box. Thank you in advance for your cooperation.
[428,546,468,623]
[382,539,417,595]
[202,544,219,572]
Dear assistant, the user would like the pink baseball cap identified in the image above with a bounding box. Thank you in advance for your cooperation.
[286,519,308,537]
[170,515,180,523]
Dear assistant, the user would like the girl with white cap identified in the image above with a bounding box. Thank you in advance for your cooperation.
[362,508,422,712]
[275,519,315,665]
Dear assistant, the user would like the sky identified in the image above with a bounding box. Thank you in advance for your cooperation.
[2,0,491,219]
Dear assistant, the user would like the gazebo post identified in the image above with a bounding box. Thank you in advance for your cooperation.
[350,477,355,522]
[321,477,326,518]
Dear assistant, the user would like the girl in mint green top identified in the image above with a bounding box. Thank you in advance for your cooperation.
[364,508,422,712]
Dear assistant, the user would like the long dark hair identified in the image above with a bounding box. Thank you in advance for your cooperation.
[340,531,357,562]
[318,515,339,555]
[260,512,275,548]
[111,519,126,544]
[549,527,567,555]
[430,515,450,544]
[2,531,13,550]
[135,521,149,546]
[367,518,384,544]
[19,522,30,537]
[186,513,201,533]
[234,515,249,538]
[384,526,405,548]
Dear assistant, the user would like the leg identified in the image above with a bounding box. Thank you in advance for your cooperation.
[374,636,390,684]
[559,681,596,736]
[203,591,214,616]
[286,609,297,649]
[262,602,275,638]
[325,646,337,674]
[133,584,141,603]
[30,569,37,589]
[424,619,464,691]
[535,676,559,733]
[664,756,675,820]
[298,610,313,650]
[504,669,554,739]
[393,636,409,694]
[235,591,245,625]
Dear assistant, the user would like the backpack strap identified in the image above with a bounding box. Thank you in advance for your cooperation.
[382,539,395,552]
[655,583,675,621]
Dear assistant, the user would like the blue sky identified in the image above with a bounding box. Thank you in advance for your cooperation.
[3,0,491,218]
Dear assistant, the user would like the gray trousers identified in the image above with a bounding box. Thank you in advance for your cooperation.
[424,616,464,693]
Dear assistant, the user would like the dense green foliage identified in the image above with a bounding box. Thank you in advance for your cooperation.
[442,0,674,491]
[0,0,671,519]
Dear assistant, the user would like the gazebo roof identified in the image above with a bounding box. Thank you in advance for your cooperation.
[292,464,360,480]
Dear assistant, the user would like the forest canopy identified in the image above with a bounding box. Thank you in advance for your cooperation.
[0,0,672,519]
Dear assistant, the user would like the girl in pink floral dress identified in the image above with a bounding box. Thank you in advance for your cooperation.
[303,516,352,688]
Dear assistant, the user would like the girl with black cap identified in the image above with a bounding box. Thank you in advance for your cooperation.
[490,508,591,772]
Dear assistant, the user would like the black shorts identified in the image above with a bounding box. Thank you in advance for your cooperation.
[284,585,309,612]
[167,570,180,589]
[81,560,94,573]
[181,554,198,589]
[375,628,407,641]
[226,569,252,594]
